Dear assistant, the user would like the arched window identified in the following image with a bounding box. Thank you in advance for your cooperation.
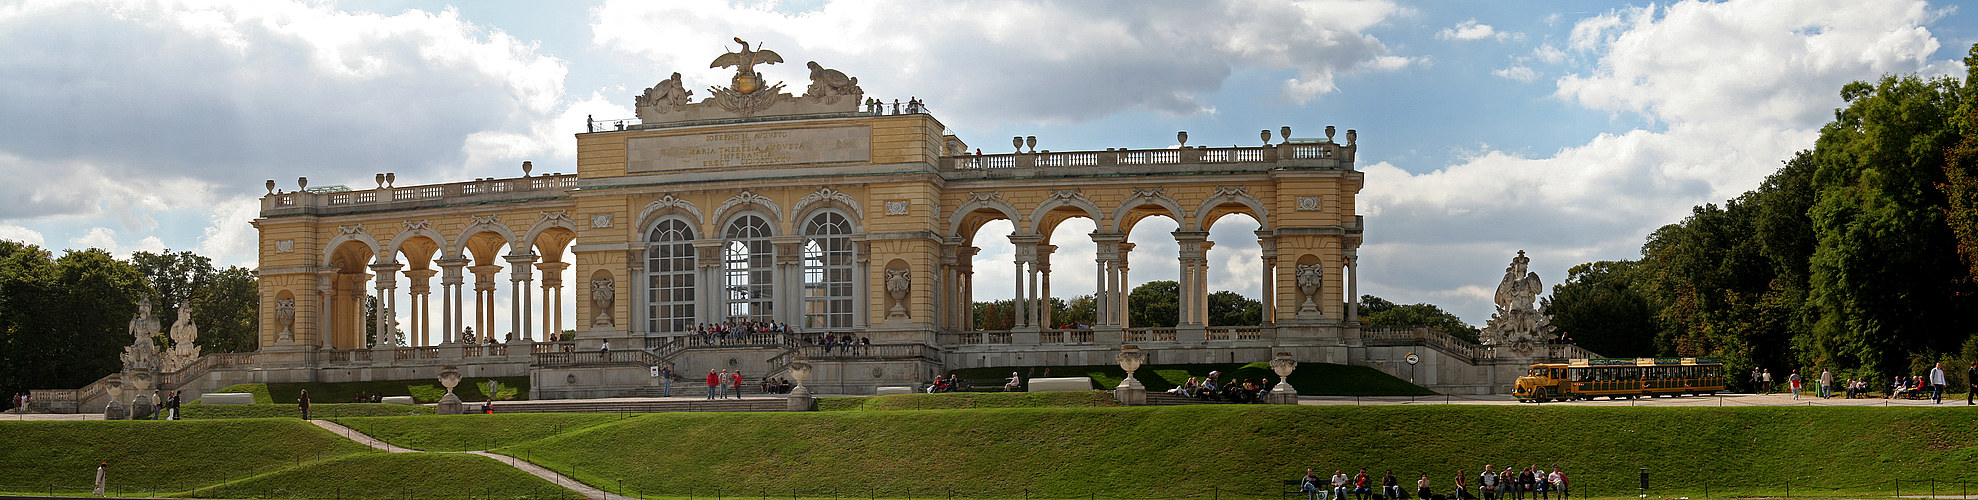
[802,211,853,329]
[723,214,774,322]
[645,218,696,334]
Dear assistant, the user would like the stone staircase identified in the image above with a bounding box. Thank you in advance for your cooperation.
[491,397,788,414]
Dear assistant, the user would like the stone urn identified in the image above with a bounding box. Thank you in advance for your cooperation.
[1295,264,1324,315]
[436,366,465,415]
[126,371,155,420]
[103,375,128,420]
[786,360,817,412]
[1267,352,1300,405]
[1112,345,1147,406]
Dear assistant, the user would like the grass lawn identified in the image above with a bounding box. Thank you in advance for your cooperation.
[951,361,1436,396]
[209,377,530,404]
[181,402,435,419]
[495,405,1978,499]
[330,413,635,451]
[187,452,567,499]
[819,390,1122,411]
[0,419,373,496]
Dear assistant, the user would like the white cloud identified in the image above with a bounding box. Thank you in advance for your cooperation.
[589,0,1408,126]
[69,226,166,259]
[1493,65,1538,82]
[195,196,263,268]
[1533,44,1567,64]
[0,223,45,247]
[1361,0,1949,324]
[1438,19,1522,41]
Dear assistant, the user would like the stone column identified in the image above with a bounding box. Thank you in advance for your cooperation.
[1256,231,1277,325]
[315,270,336,348]
[469,264,503,342]
[535,261,568,339]
[1009,235,1041,330]
[772,236,804,326]
[505,254,537,342]
[1172,231,1210,330]
[957,246,977,330]
[1345,248,1359,323]
[370,263,401,348]
[694,239,725,328]
[405,268,438,346]
[854,240,871,329]
[1117,243,1134,328]
[437,258,467,344]
[1037,244,1056,329]
[939,242,959,330]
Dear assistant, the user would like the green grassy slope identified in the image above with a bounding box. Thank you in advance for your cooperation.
[496,405,1978,499]
[189,452,564,499]
[214,377,531,404]
[181,402,434,419]
[0,419,373,494]
[952,361,1436,395]
[331,413,633,451]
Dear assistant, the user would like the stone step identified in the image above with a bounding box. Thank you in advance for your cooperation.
[1142,392,1233,406]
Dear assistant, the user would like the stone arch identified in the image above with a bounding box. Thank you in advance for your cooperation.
[1107,187,1186,233]
[634,194,706,238]
[794,202,865,235]
[1027,189,1104,235]
[522,211,582,259]
[711,190,784,229]
[1192,186,1270,231]
[450,216,520,262]
[320,229,384,267]
[386,221,449,264]
[793,187,865,225]
[947,191,1022,240]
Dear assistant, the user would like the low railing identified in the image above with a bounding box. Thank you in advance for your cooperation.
[941,141,1350,172]
[1040,329,1095,344]
[791,343,940,361]
[532,341,576,354]
[939,330,1013,345]
[1361,326,1491,363]
[159,352,258,387]
[261,174,579,214]
[534,350,653,367]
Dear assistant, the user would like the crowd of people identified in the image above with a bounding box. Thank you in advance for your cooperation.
[1165,371,1276,403]
[690,320,791,344]
[1749,362,1973,404]
[759,376,796,394]
[1299,466,1569,500]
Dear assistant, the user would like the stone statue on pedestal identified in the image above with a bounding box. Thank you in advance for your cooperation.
[274,297,296,344]
[1481,250,1554,356]
[122,296,161,373]
[162,302,200,373]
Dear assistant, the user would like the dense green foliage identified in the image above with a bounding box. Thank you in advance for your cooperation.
[0,243,148,411]
[1548,45,1978,387]
[1128,280,1180,327]
[1360,295,1481,343]
[130,250,259,355]
[196,452,564,500]
[949,362,1435,396]
[217,377,531,404]
[0,419,372,493]
[181,402,434,419]
[1208,290,1263,326]
[491,405,1978,499]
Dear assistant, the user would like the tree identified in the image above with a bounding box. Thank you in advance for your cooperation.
[1806,72,1976,377]
[1127,281,1179,328]
[1357,294,1480,343]
[1207,291,1261,326]
[1052,294,1097,328]
[972,299,1015,330]
[1543,260,1657,358]
[193,266,259,353]
[129,250,215,339]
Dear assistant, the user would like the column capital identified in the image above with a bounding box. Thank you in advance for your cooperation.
[434,257,471,268]
[502,253,539,265]
[368,262,403,273]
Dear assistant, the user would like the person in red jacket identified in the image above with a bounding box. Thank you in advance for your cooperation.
[731,371,745,400]
[705,369,719,400]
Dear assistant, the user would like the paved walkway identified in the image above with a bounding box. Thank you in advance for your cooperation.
[1295,392,1978,407]
[309,419,619,500]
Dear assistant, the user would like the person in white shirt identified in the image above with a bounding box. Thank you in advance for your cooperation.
[1332,470,1351,500]
[1548,467,1568,500]
[1818,369,1833,398]
[1479,465,1498,500]
[1929,362,1948,404]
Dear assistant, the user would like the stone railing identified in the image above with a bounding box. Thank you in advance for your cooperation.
[939,330,1013,345]
[533,349,663,368]
[1203,326,1271,341]
[159,352,258,388]
[1039,329,1095,344]
[941,141,1352,174]
[260,174,578,217]
[1361,326,1492,363]
[532,341,576,354]
[790,343,940,361]
[1123,328,1178,342]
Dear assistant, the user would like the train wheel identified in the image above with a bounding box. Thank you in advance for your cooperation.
[1534,388,1548,403]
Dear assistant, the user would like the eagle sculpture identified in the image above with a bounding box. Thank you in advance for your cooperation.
[710,37,783,76]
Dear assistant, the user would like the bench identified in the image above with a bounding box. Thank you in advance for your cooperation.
[958,379,1015,392]
[200,393,255,405]
[1026,377,1095,392]
[874,386,915,396]
[1283,480,1327,500]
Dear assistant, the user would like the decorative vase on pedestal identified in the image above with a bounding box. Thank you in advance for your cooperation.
[436,366,465,415]
[787,361,817,411]
[1267,352,1300,405]
[1112,345,1147,406]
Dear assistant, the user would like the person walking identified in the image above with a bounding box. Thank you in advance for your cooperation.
[298,390,311,420]
[93,462,107,497]
[166,391,181,420]
[1788,370,1803,399]
[1929,362,1947,404]
[1967,362,1977,405]
[1750,368,1762,393]
[730,370,745,400]
[1819,368,1833,399]
[706,369,719,400]
[1762,369,1773,394]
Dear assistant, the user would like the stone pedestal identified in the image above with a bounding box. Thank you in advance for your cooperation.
[786,387,817,412]
[104,400,128,420]
[1267,381,1299,404]
[131,396,154,420]
[1113,374,1146,406]
[437,393,464,415]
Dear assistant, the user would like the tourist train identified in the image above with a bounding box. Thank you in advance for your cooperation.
[1513,358,1725,402]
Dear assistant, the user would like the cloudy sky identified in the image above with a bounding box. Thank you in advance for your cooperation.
[1,0,1973,333]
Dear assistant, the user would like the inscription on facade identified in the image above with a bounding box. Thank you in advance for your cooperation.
[627,125,871,172]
